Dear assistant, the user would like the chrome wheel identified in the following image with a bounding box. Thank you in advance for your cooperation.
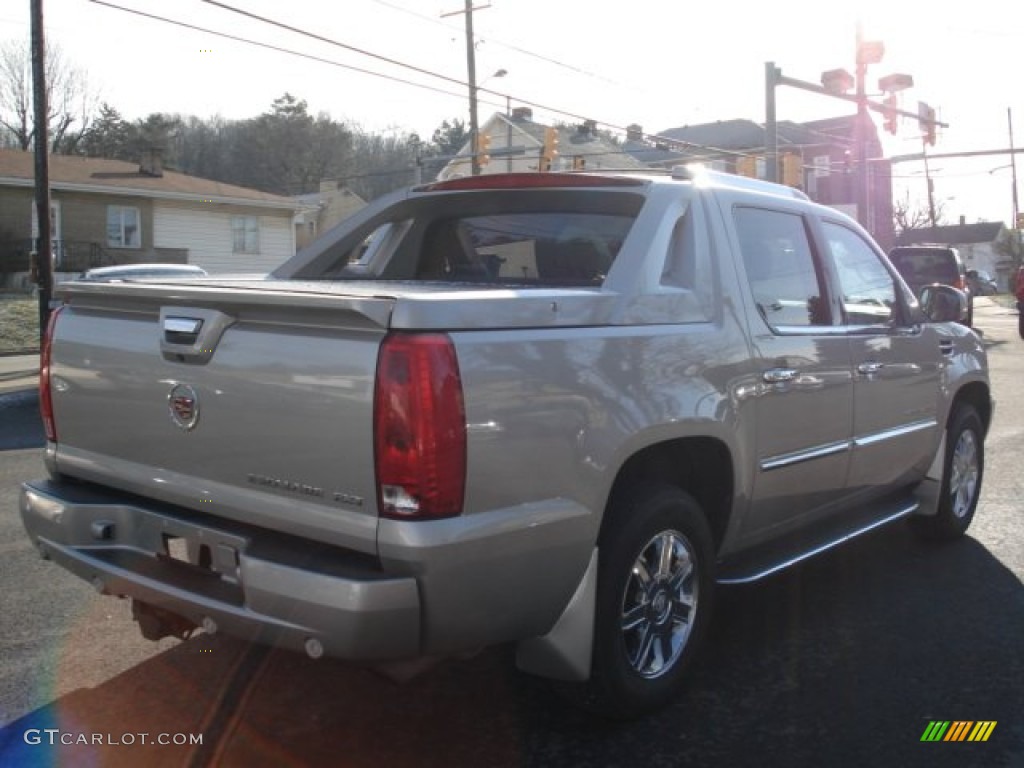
[949,428,980,519]
[909,404,984,541]
[620,530,698,679]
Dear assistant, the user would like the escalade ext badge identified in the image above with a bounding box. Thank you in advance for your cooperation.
[168,383,200,431]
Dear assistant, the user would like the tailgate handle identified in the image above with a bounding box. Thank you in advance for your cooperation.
[164,316,204,344]
[159,307,234,364]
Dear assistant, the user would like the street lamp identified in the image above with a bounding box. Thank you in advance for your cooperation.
[478,68,509,114]
[475,68,509,172]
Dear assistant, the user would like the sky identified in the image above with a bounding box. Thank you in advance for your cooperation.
[2,0,1023,226]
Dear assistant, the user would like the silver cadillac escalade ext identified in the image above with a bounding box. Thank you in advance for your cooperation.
[20,167,991,718]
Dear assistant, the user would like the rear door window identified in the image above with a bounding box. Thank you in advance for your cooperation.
[733,206,831,329]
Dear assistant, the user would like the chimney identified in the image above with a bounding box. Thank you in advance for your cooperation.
[959,215,966,226]
[626,124,644,142]
[139,146,164,177]
[511,106,533,121]
[578,119,597,136]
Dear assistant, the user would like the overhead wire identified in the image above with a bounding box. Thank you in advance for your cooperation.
[195,0,756,160]
[90,0,808,163]
[363,0,629,88]
[88,1,509,116]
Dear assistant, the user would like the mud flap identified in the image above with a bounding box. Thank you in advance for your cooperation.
[515,548,597,682]
[912,432,946,517]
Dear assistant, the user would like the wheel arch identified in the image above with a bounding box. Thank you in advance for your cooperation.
[602,437,734,553]
[951,380,992,434]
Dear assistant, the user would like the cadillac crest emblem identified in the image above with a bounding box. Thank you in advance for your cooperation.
[168,383,200,431]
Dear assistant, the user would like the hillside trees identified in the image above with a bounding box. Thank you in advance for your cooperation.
[74,94,450,199]
[0,33,464,200]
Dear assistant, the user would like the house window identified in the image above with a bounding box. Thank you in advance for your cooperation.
[232,215,260,254]
[107,205,141,248]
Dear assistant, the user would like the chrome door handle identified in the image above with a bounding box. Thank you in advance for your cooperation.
[763,368,798,384]
[857,361,885,375]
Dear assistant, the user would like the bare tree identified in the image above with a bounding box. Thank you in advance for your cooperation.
[893,190,946,237]
[0,38,98,153]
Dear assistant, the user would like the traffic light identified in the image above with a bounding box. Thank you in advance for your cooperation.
[475,133,491,167]
[540,127,559,172]
[1016,211,1024,230]
[882,93,898,135]
[781,153,803,188]
[918,102,937,146]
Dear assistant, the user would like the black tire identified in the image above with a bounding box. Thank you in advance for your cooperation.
[910,404,984,541]
[563,485,714,719]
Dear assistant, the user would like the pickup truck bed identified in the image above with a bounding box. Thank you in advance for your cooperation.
[21,169,991,718]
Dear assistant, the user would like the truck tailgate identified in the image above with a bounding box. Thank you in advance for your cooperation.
[48,280,395,555]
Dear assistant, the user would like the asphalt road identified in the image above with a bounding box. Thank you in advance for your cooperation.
[0,301,1021,768]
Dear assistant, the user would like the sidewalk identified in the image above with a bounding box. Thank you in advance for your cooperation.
[0,353,38,396]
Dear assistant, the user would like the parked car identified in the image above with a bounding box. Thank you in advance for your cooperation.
[888,245,973,326]
[77,264,208,281]
[967,269,998,296]
[22,169,991,719]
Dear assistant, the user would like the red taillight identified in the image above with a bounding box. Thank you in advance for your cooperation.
[40,305,65,443]
[374,333,466,520]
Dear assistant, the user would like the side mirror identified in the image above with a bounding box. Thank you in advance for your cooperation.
[919,283,968,324]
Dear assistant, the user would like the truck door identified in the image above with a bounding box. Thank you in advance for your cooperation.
[732,205,854,541]
[818,220,942,491]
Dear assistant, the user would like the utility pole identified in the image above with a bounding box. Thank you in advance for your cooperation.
[922,140,937,231]
[442,2,491,176]
[463,0,480,176]
[1009,108,1020,228]
[765,63,779,183]
[854,23,872,231]
[31,0,53,344]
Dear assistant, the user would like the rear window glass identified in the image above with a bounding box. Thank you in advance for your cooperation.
[414,212,630,286]
[285,190,643,286]
[889,249,959,285]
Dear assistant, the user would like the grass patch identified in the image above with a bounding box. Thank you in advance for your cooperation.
[0,295,40,353]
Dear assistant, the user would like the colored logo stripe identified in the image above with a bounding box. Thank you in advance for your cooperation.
[945,722,973,741]
[968,722,997,742]
[921,721,996,742]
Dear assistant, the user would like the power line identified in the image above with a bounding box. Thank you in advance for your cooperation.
[198,1,763,159]
[364,0,628,87]
[88,1,484,109]
[89,0,761,162]
[200,0,473,92]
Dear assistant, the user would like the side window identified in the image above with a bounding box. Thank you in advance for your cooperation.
[734,207,829,329]
[660,205,714,321]
[822,221,897,326]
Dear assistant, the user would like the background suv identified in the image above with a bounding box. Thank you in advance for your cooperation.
[889,245,973,326]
